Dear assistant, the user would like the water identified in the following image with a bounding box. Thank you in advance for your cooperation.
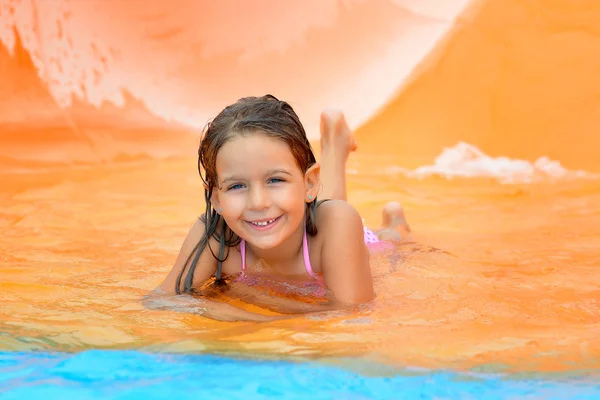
[1,154,599,398]
[2,351,599,399]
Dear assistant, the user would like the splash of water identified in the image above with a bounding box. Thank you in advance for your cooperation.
[387,142,597,184]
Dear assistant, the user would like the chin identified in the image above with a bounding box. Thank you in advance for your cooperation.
[249,239,281,250]
[242,229,297,251]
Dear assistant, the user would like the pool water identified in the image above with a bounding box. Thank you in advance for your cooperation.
[1,153,599,398]
[2,350,600,399]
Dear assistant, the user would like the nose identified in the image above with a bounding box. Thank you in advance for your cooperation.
[247,185,271,211]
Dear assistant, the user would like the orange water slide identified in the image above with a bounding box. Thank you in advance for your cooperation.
[1,0,599,172]
[358,0,600,172]
[0,0,467,166]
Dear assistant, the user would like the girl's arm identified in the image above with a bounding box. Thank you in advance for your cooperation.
[159,218,217,294]
[143,288,287,322]
[153,219,290,322]
[319,201,375,304]
[223,281,342,314]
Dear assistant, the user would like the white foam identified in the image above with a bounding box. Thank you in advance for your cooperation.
[386,142,596,184]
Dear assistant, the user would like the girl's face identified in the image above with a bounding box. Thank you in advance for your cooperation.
[212,132,319,250]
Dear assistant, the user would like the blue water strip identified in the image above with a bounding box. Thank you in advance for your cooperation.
[0,350,599,399]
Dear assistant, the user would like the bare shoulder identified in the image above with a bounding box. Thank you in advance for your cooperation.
[160,217,218,294]
[317,199,364,234]
[180,218,209,255]
[316,200,374,304]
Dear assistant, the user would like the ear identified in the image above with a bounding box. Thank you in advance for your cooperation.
[304,163,321,202]
[210,188,222,214]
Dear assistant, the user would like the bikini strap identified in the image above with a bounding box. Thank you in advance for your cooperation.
[239,225,318,279]
[302,225,319,278]
[240,239,246,272]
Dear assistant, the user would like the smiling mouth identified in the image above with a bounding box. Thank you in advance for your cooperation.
[247,216,280,228]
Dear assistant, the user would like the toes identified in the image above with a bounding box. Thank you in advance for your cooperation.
[382,201,410,231]
[349,137,358,152]
[331,110,348,131]
[319,109,357,152]
[320,112,333,135]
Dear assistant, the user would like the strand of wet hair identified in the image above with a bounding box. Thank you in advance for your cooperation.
[184,191,221,291]
[174,230,203,295]
[177,149,237,292]
[178,188,241,293]
[174,195,216,295]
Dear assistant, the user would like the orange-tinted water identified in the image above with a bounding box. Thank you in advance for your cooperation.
[1,0,600,376]
[2,152,599,373]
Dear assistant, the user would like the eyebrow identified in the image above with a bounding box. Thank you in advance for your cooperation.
[220,168,292,185]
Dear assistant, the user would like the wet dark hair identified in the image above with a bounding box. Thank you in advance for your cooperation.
[176,94,320,294]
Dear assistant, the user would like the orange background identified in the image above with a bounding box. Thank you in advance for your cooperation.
[1,0,599,171]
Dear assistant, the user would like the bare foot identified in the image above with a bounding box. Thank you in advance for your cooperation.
[320,109,358,157]
[376,201,411,241]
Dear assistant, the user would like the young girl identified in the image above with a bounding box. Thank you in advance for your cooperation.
[154,95,409,320]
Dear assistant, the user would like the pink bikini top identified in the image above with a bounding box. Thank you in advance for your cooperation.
[240,226,319,279]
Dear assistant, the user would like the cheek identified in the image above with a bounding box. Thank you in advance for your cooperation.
[272,186,299,203]
[219,194,245,216]
[279,190,307,215]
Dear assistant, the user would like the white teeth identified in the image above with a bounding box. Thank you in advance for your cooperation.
[251,218,276,226]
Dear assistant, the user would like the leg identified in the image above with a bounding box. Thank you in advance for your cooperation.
[318,110,357,201]
[318,111,411,241]
[375,201,411,241]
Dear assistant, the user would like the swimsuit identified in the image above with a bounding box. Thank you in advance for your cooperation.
[240,225,381,278]
[237,224,386,299]
[240,225,319,278]
[363,226,380,244]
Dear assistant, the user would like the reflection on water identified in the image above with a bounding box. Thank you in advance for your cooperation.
[1,152,599,373]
